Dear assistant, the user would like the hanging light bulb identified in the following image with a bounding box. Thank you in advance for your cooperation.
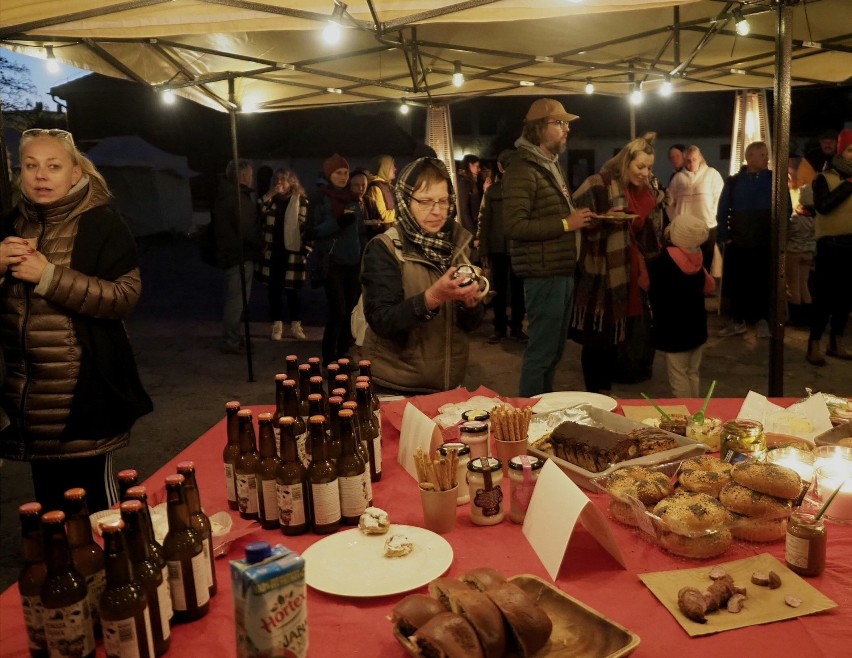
[629,82,643,106]
[45,46,60,74]
[399,99,410,115]
[733,9,750,36]
[322,1,347,44]
[659,75,673,97]
[161,89,176,105]
[584,78,595,94]
[452,62,464,88]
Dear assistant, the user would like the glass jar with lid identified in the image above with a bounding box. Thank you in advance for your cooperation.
[459,421,489,460]
[438,442,471,505]
[785,511,826,577]
[508,455,544,524]
[467,457,503,525]
[720,419,766,464]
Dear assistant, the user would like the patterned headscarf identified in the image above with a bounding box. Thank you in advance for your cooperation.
[392,158,459,270]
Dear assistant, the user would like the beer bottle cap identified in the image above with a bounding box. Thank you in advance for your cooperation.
[63,487,86,500]
[19,502,42,516]
[309,415,326,425]
[274,373,287,382]
[310,376,323,384]
[342,401,357,410]
[308,394,322,402]
[283,379,297,387]
[278,416,295,426]
[335,374,349,383]
[258,412,273,422]
[41,510,66,524]
[119,499,143,513]
[285,354,298,362]
[245,541,272,564]
[338,409,353,419]
[125,485,147,500]
[176,461,195,473]
[356,376,369,383]
[327,363,339,372]
[165,474,185,487]
[332,388,347,398]
[226,400,241,410]
[237,408,253,418]
[337,358,350,365]
[356,382,369,390]
[298,364,311,372]
[328,396,343,405]
[99,519,125,534]
[358,359,371,367]
[117,469,138,480]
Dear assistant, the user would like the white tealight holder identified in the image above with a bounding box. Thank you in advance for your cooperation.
[815,462,852,525]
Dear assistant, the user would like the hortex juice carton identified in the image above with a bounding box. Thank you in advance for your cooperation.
[231,541,307,658]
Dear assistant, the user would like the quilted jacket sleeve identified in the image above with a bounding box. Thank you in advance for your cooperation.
[38,265,142,319]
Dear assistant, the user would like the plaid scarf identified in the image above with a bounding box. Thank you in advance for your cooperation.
[392,158,459,270]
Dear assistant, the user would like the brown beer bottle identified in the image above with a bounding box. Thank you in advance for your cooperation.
[337,357,351,373]
[40,510,96,658]
[307,415,341,534]
[18,502,48,658]
[336,409,367,525]
[162,474,209,622]
[98,520,155,658]
[327,396,344,463]
[272,374,288,457]
[63,488,105,636]
[123,487,168,598]
[235,409,260,520]
[309,376,327,416]
[325,362,340,397]
[335,373,353,401]
[343,401,373,506]
[276,417,310,536]
[356,381,383,482]
[117,469,139,502]
[255,413,282,530]
[223,400,241,510]
[358,360,382,429]
[120,500,171,656]
[307,356,322,378]
[297,364,312,420]
[283,378,308,467]
[176,461,217,598]
[285,354,300,383]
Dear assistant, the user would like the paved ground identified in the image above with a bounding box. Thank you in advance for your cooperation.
[1,234,849,590]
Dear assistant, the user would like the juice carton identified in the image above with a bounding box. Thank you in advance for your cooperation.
[231,541,307,658]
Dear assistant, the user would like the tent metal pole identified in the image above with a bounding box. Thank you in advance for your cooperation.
[769,1,792,397]
[228,103,255,382]
[0,102,13,212]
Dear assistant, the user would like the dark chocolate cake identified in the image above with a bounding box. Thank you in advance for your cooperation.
[549,422,640,472]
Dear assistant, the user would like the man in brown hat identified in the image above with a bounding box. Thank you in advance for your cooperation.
[502,98,594,396]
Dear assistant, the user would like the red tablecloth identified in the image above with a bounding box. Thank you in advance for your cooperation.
[2,396,850,657]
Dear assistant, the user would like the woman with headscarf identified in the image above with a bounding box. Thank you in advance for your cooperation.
[0,128,152,512]
[360,157,484,393]
[570,132,664,393]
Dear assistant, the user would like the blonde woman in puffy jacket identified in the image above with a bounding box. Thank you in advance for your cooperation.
[0,129,152,512]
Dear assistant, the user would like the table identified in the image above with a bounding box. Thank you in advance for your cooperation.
[2,396,849,657]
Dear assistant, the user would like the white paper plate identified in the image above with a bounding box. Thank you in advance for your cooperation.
[302,525,453,597]
[531,391,618,414]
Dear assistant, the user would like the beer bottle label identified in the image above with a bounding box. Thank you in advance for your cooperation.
[43,599,95,657]
[363,471,373,506]
[296,432,309,468]
[86,569,106,627]
[102,607,154,658]
[156,578,172,639]
[21,594,46,652]
[260,479,279,522]
[310,480,341,525]
[200,535,213,590]
[373,436,383,474]
[224,463,236,503]
[160,566,173,620]
[237,473,259,515]
[167,552,210,611]
[277,482,307,528]
[272,426,282,458]
[339,475,367,517]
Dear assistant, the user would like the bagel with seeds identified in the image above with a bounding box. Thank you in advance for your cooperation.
[652,491,733,534]
[719,482,792,519]
[731,461,802,500]
[730,513,788,542]
[658,528,732,559]
[609,499,650,527]
[678,456,733,497]
[607,465,674,505]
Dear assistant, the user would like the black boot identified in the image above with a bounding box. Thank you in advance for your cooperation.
[827,335,852,360]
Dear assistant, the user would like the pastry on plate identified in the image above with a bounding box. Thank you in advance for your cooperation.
[384,534,413,558]
[359,506,390,534]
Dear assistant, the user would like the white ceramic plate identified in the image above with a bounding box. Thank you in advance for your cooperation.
[302,525,453,597]
[531,391,618,414]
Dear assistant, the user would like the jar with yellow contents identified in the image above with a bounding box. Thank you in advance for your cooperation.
[720,419,766,464]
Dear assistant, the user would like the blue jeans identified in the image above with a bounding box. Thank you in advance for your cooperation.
[223,261,254,348]
[519,275,575,397]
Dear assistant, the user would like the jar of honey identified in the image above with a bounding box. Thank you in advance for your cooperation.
[785,511,826,577]
[467,457,503,525]
[720,419,766,464]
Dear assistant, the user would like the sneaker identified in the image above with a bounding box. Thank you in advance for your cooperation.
[718,321,747,337]
[510,329,529,343]
[487,331,505,344]
[271,321,284,341]
[291,321,306,340]
[755,319,771,339]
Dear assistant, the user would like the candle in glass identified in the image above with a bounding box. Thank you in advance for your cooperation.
[767,447,815,482]
[815,463,852,523]
[813,445,852,470]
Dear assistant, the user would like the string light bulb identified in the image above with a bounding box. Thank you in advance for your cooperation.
[584,79,594,94]
[734,9,750,36]
[659,75,673,97]
[45,46,59,74]
[322,1,347,44]
[399,99,410,115]
[161,89,176,105]
[452,62,464,88]
[629,82,643,105]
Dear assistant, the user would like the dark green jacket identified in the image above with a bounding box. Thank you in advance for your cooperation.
[501,145,577,277]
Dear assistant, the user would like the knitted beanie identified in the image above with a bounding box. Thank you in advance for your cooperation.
[323,153,349,178]
[670,214,709,251]
[837,128,852,155]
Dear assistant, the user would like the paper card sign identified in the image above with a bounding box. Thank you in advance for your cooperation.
[398,403,443,482]
[522,460,626,580]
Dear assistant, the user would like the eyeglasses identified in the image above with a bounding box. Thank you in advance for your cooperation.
[546,120,570,131]
[412,196,453,211]
[21,128,75,144]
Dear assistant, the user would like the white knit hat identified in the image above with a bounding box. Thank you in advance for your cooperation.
[670,214,708,251]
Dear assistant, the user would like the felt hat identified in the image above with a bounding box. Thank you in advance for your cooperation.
[524,98,579,123]
[670,214,709,251]
[323,153,349,178]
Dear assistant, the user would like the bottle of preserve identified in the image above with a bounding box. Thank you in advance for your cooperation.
[117,469,140,502]
[276,417,310,536]
[284,354,300,385]
[255,413,282,530]
[343,400,373,506]
[297,364,312,421]
[120,500,171,656]
[123,486,169,610]
[235,408,260,520]
[63,488,105,636]
[325,363,340,397]
[162,474,209,622]
[356,381,383,482]
[326,396,344,463]
[336,409,367,525]
[98,519,155,658]
[283,379,308,467]
[223,400,241,511]
[176,461,217,598]
[18,502,48,658]
[40,510,96,658]
[307,415,341,534]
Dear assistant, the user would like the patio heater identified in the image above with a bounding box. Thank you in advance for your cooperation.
[426,105,457,193]
[729,89,772,175]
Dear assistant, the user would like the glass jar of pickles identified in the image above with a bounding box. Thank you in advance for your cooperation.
[720,419,766,463]
[438,442,471,505]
